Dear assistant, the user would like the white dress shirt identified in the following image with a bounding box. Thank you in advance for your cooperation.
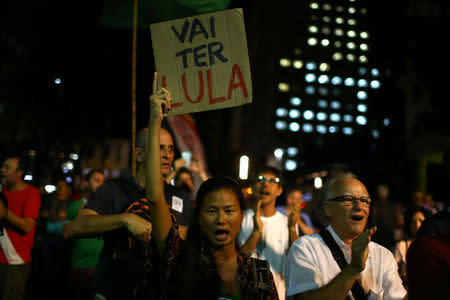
[285,226,406,300]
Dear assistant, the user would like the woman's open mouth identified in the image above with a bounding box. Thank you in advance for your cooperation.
[214,229,230,241]
[350,215,364,222]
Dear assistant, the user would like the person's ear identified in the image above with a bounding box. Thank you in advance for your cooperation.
[324,202,333,218]
[135,147,144,163]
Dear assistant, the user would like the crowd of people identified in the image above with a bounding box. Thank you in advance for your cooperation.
[1,76,449,300]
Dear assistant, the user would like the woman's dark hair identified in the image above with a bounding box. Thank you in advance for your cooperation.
[404,205,432,237]
[169,176,244,298]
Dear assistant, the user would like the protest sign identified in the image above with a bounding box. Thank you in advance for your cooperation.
[150,8,252,115]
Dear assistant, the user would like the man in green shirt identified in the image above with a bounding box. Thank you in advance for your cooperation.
[64,169,105,300]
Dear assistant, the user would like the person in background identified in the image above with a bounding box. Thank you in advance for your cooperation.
[0,155,41,300]
[63,169,105,300]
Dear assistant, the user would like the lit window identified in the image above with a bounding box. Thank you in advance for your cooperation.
[357,79,368,87]
[336,6,344,12]
[303,110,314,120]
[336,17,344,24]
[319,63,329,71]
[287,147,299,156]
[289,122,300,132]
[347,42,356,50]
[331,76,342,85]
[331,101,341,109]
[280,58,291,67]
[334,41,342,48]
[278,83,290,92]
[305,86,315,95]
[346,54,356,61]
[290,97,302,106]
[348,7,356,14]
[285,160,297,171]
[360,44,369,51]
[371,68,380,76]
[357,104,367,113]
[318,99,328,108]
[317,112,327,121]
[323,3,332,10]
[303,123,313,133]
[308,26,318,33]
[330,113,341,122]
[318,87,329,96]
[275,121,287,130]
[293,60,303,69]
[307,38,318,46]
[329,126,338,133]
[357,91,368,100]
[318,75,329,84]
[343,127,353,135]
[347,30,356,38]
[372,130,380,139]
[322,27,331,34]
[306,62,317,70]
[370,80,381,89]
[359,55,368,63]
[321,39,330,47]
[343,114,353,122]
[360,32,369,39]
[323,16,331,23]
[289,109,300,119]
[335,28,344,36]
[361,8,367,14]
[305,73,317,83]
[274,148,284,158]
[348,19,356,25]
[344,78,355,86]
[276,108,288,117]
[383,118,390,126]
[358,67,367,75]
[316,125,327,134]
[333,52,343,61]
[310,3,319,9]
[356,115,367,125]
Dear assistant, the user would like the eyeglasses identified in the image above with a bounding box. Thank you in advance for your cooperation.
[327,195,372,207]
[254,175,280,185]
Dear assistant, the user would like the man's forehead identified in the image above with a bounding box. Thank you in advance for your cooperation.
[4,158,19,168]
[160,129,174,146]
[258,171,277,178]
[330,178,368,196]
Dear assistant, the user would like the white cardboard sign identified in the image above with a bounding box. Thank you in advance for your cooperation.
[150,8,252,115]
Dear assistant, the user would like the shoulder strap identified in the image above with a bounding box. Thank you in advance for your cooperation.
[319,230,367,300]
[250,257,272,299]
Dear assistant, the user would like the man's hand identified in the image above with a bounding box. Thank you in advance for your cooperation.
[252,199,263,233]
[149,72,172,123]
[288,199,302,228]
[349,226,377,273]
[124,213,153,243]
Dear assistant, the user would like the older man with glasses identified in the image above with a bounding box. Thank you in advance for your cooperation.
[238,166,300,300]
[285,172,407,300]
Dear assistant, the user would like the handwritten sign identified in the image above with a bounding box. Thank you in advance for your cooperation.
[150,8,252,115]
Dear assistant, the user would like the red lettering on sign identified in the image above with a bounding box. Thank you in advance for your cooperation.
[182,71,204,104]
[227,64,248,100]
[162,75,182,108]
[207,69,226,105]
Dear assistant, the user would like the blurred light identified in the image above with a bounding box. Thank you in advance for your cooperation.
[361,8,367,14]
[343,114,353,123]
[371,68,380,76]
[29,150,36,157]
[344,78,355,86]
[357,79,368,87]
[275,121,287,130]
[334,28,344,36]
[356,115,367,125]
[305,73,317,83]
[319,63,329,72]
[280,58,291,67]
[383,118,390,126]
[289,122,300,132]
[332,52,343,61]
[274,148,284,159]
[310,2,319,9]
[331,101,341,109]
[285,160,297,171]
[330,113,341,122]
[287,147,299,156]
[316,125,327,134]
[314,177,323,189]
[308,26,318,33]
[360,32,369,39]
[239,155,249,180]
[306,62,317,70]
[348,7,356,14]
[346,54,356,61]
[343,127,354,135]
[66,176,73,183]
[62,161,74,172]
[318,99,328,108]
[357,104,367,113]
[322,16,331,23]
[45,185,56,194]
[305,86,315,95]
[318,75,329,84]
[303,110,314,120]
[276,108,288,117]
[293,60,303,69]
[359,67,368,75]
[303,123,313,133]
[318,87,329,96]
[360,43,369,51]
[370,80,381,89]
[278,83,290,92]
[335,17,344,24]
[24,174,33,181]
[307,38,318,46]
[334,41,343,48]
[54,78,61,85]
[289,109,300,119]
[317,112,327,121]
[348,19,356,25]
[346,42,356,50]
[290,97,302,106]
[321,27,331,34]
[321,39,330,47]
[331,76,342,85]
[329,126,337,133]
[372,130,380,139]
[294,48,302,55]
[323,3,332,10]
[336,6,344,12]
[347,30,356,38]
[69,153,79,160]
[357,91,368,100]
[359,55,368,63]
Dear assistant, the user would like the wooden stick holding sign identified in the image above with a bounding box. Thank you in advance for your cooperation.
[150,8,252,115]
